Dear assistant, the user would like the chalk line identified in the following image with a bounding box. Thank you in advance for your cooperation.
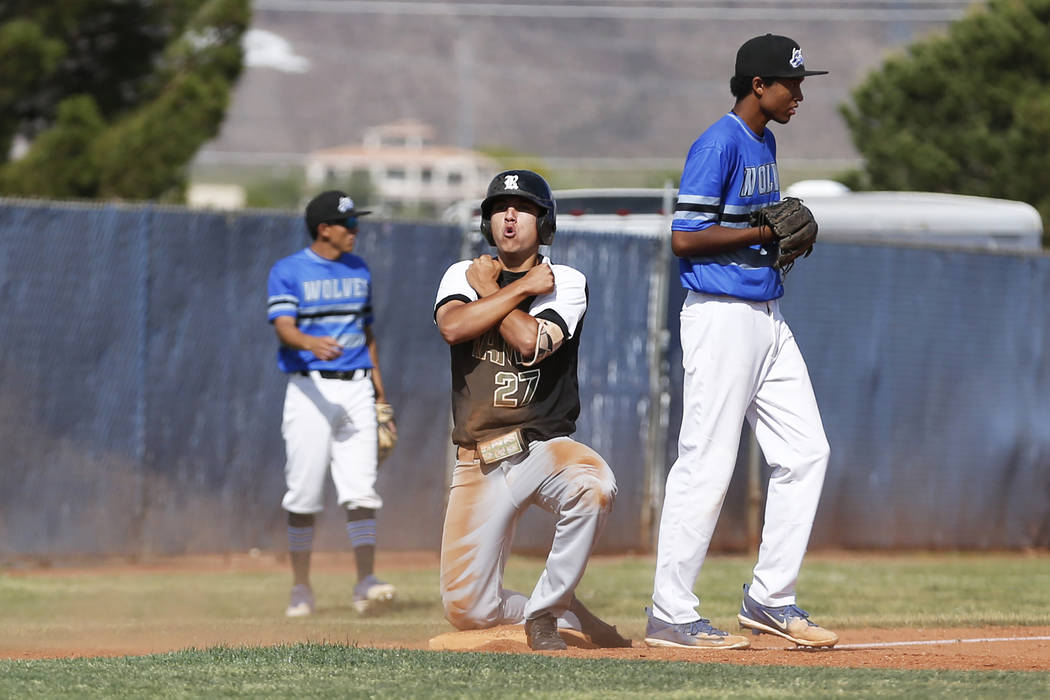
[832,635,1050,650]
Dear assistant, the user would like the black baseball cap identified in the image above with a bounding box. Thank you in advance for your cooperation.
[735,34,828,79]
[304,190,372,234]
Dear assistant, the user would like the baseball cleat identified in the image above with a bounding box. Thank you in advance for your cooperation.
[285,584,315,617]
[352,574,396,614]
[525,612,568,651]
[643,607,750,649]
[569,595,632,648]
[737,584,838,648]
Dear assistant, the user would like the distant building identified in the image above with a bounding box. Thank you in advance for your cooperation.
[304,120,498,216]
[187,183,246,210]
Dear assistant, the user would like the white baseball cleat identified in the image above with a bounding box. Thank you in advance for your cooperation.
[285,584,315,617]
[353,575,396,614]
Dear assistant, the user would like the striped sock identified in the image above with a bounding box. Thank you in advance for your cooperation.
[345,519,376,548]
[288,525,314,552]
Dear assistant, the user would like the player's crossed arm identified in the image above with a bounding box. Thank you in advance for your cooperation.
[436,257,554,357]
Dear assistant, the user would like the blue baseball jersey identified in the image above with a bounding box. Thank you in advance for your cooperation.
[267,248,374,373]
[672,112,784,301]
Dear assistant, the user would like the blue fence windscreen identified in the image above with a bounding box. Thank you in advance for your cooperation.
[1,200,1047,557]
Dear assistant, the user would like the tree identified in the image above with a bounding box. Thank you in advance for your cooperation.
[0,0,249,202]
[840,0,1050,243]
[244,170,306,211]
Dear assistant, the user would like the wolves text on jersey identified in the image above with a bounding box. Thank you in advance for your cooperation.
[739,162,779,198]
[302,277,369,302]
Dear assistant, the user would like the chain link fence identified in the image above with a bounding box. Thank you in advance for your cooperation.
[1,199,1047,559]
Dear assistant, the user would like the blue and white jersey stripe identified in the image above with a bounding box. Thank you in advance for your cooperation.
[673,112,784,301]
[267,247,374,373]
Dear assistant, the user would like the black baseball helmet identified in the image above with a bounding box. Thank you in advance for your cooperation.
[479,170,557,246]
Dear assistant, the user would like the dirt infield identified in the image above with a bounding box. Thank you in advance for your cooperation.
[428,624,1050,671]
[2,553,1047,672]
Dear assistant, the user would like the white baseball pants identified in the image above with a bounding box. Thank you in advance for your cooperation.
[440,437,617,629]
[281,372,382,513]
[652,291,830,624]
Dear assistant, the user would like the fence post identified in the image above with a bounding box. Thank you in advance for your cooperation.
[129,204,153,556]
[641,183,675,552]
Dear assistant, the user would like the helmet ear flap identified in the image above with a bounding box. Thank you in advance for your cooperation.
[537,213,556,245]
[479,217,495,245]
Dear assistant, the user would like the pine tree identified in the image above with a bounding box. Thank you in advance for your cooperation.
[0,0,249,202]
[840,0,1050,242]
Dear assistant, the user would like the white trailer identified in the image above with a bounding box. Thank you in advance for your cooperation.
[443,182,1045,251]
[785,180,1043,252]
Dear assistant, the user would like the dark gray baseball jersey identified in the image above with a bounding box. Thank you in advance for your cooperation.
[434,257,617,629]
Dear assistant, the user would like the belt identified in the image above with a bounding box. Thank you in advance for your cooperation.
[298,369,372,381]
[457,446,479,463]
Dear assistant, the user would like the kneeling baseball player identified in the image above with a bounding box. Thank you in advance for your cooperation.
[434,170,630,651]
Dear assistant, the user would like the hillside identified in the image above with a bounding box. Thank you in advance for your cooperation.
[198,2,967,177]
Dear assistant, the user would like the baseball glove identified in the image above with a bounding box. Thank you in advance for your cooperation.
[749,197,818,273]
[376,401,397,464]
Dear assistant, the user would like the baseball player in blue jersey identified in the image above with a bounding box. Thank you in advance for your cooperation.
[267,190,396,617]
[644,35,837,650]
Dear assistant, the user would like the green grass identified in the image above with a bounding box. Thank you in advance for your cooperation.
[1,552,1048,697]
[558,552,1050,631]
[2,553,1048,645]
[0,560,454,650]
[1,644,1047,699]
